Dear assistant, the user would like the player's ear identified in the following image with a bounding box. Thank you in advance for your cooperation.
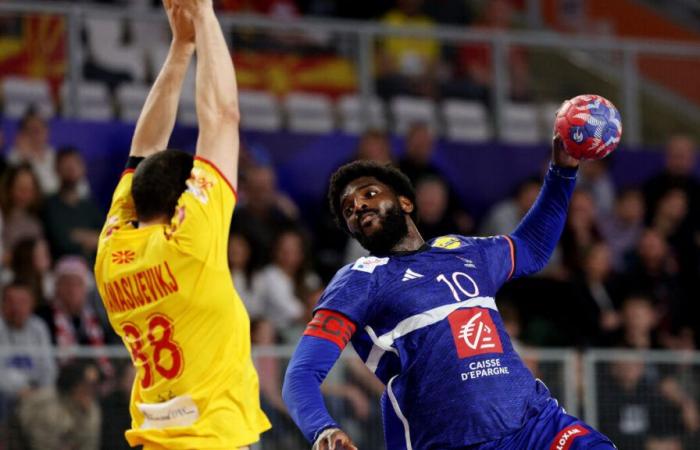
[398,195,414,215]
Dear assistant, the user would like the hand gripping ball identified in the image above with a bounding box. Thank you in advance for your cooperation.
[554,94,622,160]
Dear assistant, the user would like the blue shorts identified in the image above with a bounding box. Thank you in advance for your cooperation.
[471,400,616,450]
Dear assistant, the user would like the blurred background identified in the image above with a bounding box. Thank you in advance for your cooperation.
[0,0,700,449]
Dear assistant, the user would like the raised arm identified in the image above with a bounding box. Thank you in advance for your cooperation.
[179,0,240,188]
[508,136,580,277]
[130,0,195,157]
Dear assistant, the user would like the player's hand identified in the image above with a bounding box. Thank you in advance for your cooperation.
[164,0,195,45]
[172,0,213,20]
[313,428,358,450]
[551,133,579,169]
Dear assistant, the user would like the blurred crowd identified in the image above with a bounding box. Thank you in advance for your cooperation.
[1,104,700,448]
[0,95,699,450]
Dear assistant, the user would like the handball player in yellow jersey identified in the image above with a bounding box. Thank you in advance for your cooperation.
[94,0,270,448]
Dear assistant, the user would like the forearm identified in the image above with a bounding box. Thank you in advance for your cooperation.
[282,336,342,443]
[194,10,239,127]
[509,164,577,277]
[130,40,194,157]
[190,6,239,185]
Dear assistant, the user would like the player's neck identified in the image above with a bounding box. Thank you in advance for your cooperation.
[389,221,424,253]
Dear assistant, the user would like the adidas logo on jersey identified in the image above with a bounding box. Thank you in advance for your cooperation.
[402,268,424,282]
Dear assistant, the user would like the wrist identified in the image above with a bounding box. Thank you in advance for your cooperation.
[549,163,578,179]
[171,39,195,55]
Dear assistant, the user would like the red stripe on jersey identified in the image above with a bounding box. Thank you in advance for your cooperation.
[304,309,357,350]
[194,156,238,200]
[549,424,590,450]
[503,235,515,280]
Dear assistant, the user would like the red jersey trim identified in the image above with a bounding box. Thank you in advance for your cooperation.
[194,156,238,201]
[503,235,515,280]
[304,309,357,350]
[121,168,135,178]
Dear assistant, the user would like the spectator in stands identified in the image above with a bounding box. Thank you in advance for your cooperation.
[573,243,621,347]
[5,238,54,308]
[229,233,258,311]
[598,358,680,450]
[36,256,112,375]
[398,122,473,232]
[448,0,530,102]
[18,360,101,450]
[600,189,645,272]
[620,229,688,339]
[605,293,661,349]
[0,283,56,408]
[42,147,103,263]
[100,362,134,450]
[376,0,440,99]
[479,177,540,236]
[578,159,616,218]
[252,229,320,341]
[355,129,394,165]
[230,164,301,269]
[559,189,603,276]
[251,318,304,449]
[7,109,59,195]
[415,176,459,239]
[643,134,699,226]
[650,188,698,286]
[0,164,44,256]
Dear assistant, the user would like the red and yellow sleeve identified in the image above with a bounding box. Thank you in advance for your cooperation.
[167,157,237,264]
[99,170,137,241]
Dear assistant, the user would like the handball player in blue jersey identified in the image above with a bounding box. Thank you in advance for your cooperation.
[282,134,616,450]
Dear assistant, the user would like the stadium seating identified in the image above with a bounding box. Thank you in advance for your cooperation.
[337,94,387,133]
[284,92,335,134]
[61,82,114,121]
[390,96,439,135]
[116,83,149,122]
[238,90,283,132]
[1,77,54,119]
[501,102,542,144]
[442,100,492,143]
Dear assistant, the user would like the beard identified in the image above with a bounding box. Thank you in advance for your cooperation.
[352,203,408,255]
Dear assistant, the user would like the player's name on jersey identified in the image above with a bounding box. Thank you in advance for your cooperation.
[460,358,510,381]
[102,261,179,313]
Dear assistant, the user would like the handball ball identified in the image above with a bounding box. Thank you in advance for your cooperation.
[554,94,622,160]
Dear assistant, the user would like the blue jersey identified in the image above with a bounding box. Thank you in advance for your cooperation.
[315,235,551,449]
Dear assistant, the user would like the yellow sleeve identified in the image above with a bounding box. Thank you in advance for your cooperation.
[166,157,236,266]
[99,170,137,241]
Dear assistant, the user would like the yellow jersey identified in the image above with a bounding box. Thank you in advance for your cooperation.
[94,157,270,449]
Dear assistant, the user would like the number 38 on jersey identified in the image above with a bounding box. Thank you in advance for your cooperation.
[121,313,184,388]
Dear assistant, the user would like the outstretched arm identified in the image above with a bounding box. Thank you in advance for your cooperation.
[283,311,359,450]
[130,0,194,157]
[178,0,240,188]
[508,136,579,277]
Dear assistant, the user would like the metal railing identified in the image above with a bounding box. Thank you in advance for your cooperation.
[1,1,700,145]
[2,345,700,449]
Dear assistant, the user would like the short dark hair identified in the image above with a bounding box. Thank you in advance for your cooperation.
[132,150,193,223]
[328,160,416,232]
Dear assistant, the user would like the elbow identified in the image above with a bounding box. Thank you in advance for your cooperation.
[199,102,240,126]
[281,366,296,408]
